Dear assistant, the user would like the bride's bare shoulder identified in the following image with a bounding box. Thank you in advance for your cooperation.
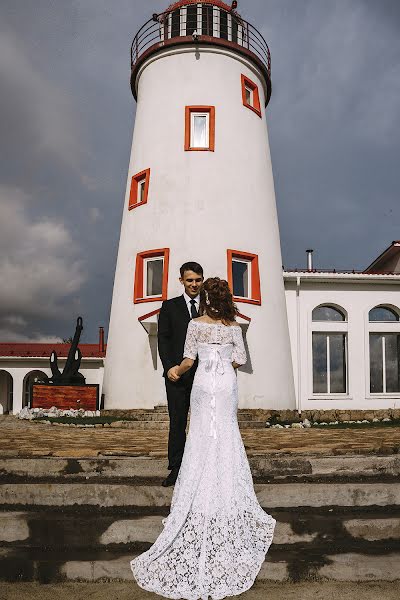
[228,320,241,327]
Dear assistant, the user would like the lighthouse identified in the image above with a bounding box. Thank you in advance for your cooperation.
[103,0,296,410]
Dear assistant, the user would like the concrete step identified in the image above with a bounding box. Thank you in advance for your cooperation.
[1,456,400,583]
[2,481,400,509]
[2,509,400,549]
[1,512,399,583]
[1,455,399,482]
[2,549,400,583]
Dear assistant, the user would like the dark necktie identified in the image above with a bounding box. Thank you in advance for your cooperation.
[190,299,198,319]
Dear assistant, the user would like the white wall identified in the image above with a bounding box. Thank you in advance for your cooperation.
[285,276,400,411]
[103,44,295,410]
[0,360,104,415]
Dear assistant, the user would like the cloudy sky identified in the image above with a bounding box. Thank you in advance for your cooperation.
[0,0,399,342]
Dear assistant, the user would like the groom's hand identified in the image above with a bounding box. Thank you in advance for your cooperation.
[167,366,180,382]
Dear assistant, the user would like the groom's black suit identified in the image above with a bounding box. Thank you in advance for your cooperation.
[158,295,197,470]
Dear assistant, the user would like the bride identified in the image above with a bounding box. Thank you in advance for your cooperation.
[131,277,276,599]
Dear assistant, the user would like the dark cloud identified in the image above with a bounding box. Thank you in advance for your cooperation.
[0,0,399,340]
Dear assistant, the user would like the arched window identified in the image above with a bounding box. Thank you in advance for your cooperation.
[369,305,400,394]
[0,370,13,414]
[369,306,399,322]
[312,305,346,322]
[23,370,48,408]
[311,305,347,395]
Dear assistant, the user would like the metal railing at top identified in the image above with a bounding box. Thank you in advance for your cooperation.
[130,7,271,79]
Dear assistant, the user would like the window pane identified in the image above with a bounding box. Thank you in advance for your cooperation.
[192,115,207,147]
[146,259,163,297]
[385,334,400,393]
[186,4,197,35]
[369,306,399,322]
[138,180,145,203]
[220,10,228,39]
[171,9,180,37]
[232,260,249,297]
[312,306,345,321]
[245,86,252,105]
[313,333,327,393]
[329,334,346,393]
[369,334,383,393]
[202,5,213,36]
[231,16,238,43]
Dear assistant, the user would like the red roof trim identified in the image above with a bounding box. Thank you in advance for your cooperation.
[0,343,106,358]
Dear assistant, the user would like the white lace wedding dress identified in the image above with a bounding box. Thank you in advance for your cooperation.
[131,320,276,599]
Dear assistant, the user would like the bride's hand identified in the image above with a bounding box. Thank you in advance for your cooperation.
[167,366,180,382]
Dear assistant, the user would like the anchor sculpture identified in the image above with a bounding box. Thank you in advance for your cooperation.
[49,316,86,385]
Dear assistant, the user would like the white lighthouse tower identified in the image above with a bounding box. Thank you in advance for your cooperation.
[103,0,296,410]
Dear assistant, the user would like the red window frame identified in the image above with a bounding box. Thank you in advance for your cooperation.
[241,74,262,118]
[128,168,150,210]
[227,249,261,305]
[134,248,170,304]
[184,106,215,152]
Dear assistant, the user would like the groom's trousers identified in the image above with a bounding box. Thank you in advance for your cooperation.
[165,374,194,470]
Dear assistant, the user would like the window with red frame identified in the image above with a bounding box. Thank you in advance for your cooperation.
[134,249,169,304]
[128,168,150,210]
[241,75,262,118]
[227,250,261,305]
[185,106,215,151]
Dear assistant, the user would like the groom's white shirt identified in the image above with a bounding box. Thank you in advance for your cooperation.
[183,292,200,318]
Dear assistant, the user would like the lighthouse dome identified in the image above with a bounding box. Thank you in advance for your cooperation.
[130,0,271,104]
[165,1,237,14]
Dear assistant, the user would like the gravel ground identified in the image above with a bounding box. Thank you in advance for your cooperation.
[1,581,400,600]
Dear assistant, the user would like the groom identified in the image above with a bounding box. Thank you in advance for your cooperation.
[158,261,204,487]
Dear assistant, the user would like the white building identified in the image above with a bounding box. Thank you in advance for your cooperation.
[0,331,106,415]
[285,243,400,412]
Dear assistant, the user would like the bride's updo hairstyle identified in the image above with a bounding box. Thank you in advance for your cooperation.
[199,277,239,325]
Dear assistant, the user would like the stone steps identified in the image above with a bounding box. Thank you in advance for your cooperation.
[1,455,400,583]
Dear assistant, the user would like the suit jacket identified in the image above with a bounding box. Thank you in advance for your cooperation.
[158,295,197,379]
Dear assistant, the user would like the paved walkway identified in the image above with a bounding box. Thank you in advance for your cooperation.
[1,416,400,458]
[1,581,399,600]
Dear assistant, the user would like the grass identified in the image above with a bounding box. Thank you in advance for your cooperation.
[33,416,400,429]
[35,415,136,425]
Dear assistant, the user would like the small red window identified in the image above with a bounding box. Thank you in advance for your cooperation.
[241,75,262,118]
[227,249,261,305]
[185,106,215,152]
[129,168,150,210]
[134,248,170,304]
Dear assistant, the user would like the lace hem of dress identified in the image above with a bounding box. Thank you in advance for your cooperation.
[130,507,276,600]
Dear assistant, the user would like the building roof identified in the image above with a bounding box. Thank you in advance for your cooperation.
[0,343,106,359]
[364,241,400,273]
[283,270,400,284]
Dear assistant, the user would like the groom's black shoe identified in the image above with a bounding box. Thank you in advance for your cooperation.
[162,466,179,487]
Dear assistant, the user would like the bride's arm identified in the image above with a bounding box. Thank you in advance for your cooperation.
[176,358,195,377]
